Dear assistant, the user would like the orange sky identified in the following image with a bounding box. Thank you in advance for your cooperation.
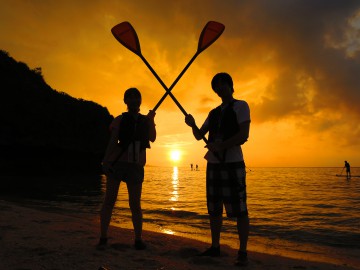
[1,0,360,167]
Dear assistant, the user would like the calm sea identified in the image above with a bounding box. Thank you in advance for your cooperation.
[2,166,360,267]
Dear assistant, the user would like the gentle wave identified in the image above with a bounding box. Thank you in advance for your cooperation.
[2,166,359,264]
[107,167,360,251]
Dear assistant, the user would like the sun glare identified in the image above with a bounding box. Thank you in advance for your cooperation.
[170,150,181,162]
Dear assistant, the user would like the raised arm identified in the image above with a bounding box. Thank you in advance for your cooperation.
[147,110,157,142]
[185,114,207,140]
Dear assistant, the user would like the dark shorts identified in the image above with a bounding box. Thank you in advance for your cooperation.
[108,162,144,185]
[206,161,248,218]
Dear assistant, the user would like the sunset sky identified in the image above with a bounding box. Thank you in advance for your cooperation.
[1,0,360,167]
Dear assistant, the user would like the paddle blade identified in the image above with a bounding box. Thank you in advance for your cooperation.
[198,21,225,53]
[111,22,141,55]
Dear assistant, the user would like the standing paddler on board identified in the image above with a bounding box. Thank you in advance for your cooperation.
[344,160,351,179]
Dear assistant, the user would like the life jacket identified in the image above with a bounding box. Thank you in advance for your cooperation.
[117,112,150,151]
[208,100,239,144]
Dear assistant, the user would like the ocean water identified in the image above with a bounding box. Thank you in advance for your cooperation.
[111,166,360,267]
[2,166,360,267]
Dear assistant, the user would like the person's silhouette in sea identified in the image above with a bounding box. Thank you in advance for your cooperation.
[344,161,351,179]
[191,163,193,171]
[99,88,156,250]
[185,72,250,266]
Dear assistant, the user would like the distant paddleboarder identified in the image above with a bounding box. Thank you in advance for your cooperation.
[344,161,351,179]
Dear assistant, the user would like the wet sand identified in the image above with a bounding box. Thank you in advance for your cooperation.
[0,200,357,269]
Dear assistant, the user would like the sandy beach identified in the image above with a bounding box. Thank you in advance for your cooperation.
[0,199,357,270]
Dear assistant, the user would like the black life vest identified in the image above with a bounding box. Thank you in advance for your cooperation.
[117,112,150,150]
[208,100,239,144]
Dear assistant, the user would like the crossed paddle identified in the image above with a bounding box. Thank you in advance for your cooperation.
[111,21,225,160]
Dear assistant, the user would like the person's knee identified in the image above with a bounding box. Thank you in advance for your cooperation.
[129,201,141,213]
[103,196,117,209]
[237,214,249,223]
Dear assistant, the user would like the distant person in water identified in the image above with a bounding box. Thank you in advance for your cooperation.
[191,163,193,171]
[185,72,250,266]
[99,88,156,250]
[344,161,351,179]
[196,164,199,171]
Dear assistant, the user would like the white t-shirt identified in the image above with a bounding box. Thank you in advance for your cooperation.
[201,99,250,163]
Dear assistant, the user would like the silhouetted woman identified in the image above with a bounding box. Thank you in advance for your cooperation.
[99,88,156,250]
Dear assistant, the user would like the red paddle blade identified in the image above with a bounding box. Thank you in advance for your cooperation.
[198,21,225,53]
[111,22,141,55]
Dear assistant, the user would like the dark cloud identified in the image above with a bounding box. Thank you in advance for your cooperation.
[230,0,360,122]
[174,0,360,146]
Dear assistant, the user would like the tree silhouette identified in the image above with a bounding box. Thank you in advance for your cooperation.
[0,50,114,175]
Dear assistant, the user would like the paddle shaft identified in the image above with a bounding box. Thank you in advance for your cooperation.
[139,54,211,146]
[139,54,224,162]
[139,54,188,116]
[152,52,199,112]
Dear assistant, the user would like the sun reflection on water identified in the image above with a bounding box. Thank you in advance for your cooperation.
[170,166,179,202]
[161,228,175,235]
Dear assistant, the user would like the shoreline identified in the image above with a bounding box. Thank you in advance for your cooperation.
[1,199,358,269]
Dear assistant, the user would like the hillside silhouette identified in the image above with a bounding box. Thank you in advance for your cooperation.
[0,50,113,175]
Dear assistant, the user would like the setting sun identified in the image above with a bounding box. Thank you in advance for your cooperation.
[169,150,181,162]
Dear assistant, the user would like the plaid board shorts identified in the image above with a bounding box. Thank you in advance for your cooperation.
[206,161,248,218]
